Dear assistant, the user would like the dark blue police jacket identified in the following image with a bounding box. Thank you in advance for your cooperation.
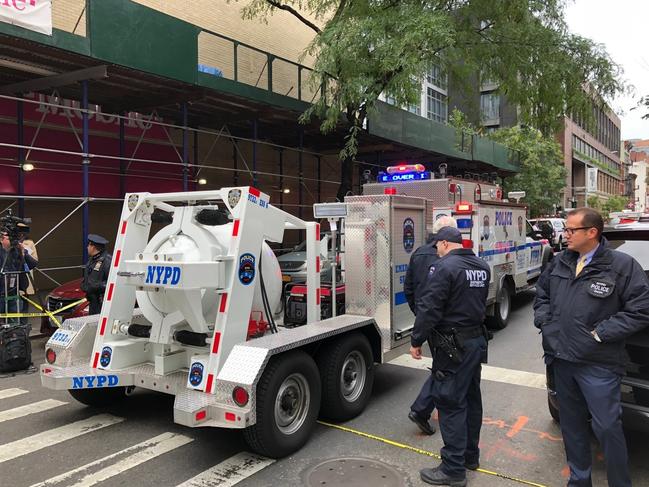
[411,248,490,348]
[404,243,439,315]
[534,237,649,373]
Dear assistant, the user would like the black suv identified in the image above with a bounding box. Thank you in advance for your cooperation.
[546,224,649,428]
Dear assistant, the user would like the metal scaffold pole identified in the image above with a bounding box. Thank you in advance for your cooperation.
[81,80,90,263]
[252,119,258,187]
[17,95,25,217]
[119,114,126,197]
[182,102,189,192]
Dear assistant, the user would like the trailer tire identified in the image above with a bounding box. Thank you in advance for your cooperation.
[68,387,127,408]
[243,350,321,459]
[316,333,374,421]
[486,281,512,330]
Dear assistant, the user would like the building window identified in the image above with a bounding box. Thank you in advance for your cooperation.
[385,95,397,106]
[427,64,447,90]
[408,102,421,116]
[480,92,500,122]
[426,87,447,123]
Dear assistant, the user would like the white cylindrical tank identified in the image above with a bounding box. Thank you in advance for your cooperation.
[136,216,282,333]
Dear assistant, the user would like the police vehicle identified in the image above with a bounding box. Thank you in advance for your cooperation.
[363,164,553,329]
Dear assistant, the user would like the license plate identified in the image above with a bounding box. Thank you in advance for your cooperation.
[49,329,76,347]
[282,275,292,282]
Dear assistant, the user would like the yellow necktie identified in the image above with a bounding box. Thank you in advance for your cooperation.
[575,255,587,276]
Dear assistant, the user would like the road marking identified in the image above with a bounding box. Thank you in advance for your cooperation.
[31,432,193,487]
[387,354,547,390]
[506,416,530,438]
[318,420,548,487]
[0,388,29,400]
[0,413,124,463]
[176,452,275,487]
[0,399,68,424]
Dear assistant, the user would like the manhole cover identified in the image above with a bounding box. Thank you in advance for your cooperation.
[306,457,405,487]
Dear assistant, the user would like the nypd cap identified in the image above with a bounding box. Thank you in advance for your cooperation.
[433,227,463,244]
[88,234,108,246]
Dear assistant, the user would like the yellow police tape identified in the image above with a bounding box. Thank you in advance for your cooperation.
[0,297,86,328]
[317,420,549,487]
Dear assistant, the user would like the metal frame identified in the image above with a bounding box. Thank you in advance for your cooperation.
[1,92,333,282]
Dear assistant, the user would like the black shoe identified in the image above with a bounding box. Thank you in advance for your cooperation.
[420,467,467,486]
[464,460,479,471]
[408,411,436,435]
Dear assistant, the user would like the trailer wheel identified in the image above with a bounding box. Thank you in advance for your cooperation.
[243,350,321,459]
[316,333,374,421]
[486,281,512,330]
[68,387,128,408]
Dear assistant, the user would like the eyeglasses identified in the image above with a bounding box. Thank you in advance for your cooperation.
[563,226,593,236]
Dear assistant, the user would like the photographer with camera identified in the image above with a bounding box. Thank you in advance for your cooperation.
[1,225,38,328]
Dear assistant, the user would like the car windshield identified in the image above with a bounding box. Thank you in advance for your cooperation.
[552,221,564,228]
[606,234,649,270]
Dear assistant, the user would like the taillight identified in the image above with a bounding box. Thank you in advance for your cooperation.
[462,239,474,249]
[46,348,56,364]
[233,387,249,407]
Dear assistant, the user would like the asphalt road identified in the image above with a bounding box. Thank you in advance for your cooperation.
[2,292,649,487]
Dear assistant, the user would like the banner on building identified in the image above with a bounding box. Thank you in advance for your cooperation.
[0,0,52,36]
[586,167,598,193]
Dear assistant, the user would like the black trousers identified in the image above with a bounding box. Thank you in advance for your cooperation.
[553,359,631,487]
[432,336,486,478]
[411,338,436,419]
[87,293,103,315]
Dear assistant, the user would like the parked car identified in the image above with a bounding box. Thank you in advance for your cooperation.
[276,233,340,283]
[40,278,88,335]
[529,217,565,250]
[546,223,649,429]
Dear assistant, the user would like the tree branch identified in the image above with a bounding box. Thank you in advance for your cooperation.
[264,0,321,33]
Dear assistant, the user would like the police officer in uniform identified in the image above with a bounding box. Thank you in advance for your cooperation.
[411,227,490,487]
[534,208,649,487]
[405,216,458,436]
[81,234,111,315]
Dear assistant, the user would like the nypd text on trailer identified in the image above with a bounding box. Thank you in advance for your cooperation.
[72,375,119,389]
[145,265,181,285]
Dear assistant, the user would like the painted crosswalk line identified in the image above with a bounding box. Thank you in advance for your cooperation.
[0,413,124,463]
[388,354,547,390]
[0,398,68,423]
[176,452,275,487]
[0,388,29,400]
[31,432,194,487]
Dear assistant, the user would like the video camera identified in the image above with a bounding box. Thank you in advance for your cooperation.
[0,210,31,247]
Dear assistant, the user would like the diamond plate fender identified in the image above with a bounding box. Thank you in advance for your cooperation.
[214,314,381,425]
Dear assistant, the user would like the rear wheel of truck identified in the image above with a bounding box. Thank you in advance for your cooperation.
[243,350,321,459]
[316,333,374,421]
[68,387,128,407]
[486,282,512,330]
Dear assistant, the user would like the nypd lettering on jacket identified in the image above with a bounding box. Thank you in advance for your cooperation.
[145,265,181,285]
[465,269,488,287]
[72,375,119,389]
